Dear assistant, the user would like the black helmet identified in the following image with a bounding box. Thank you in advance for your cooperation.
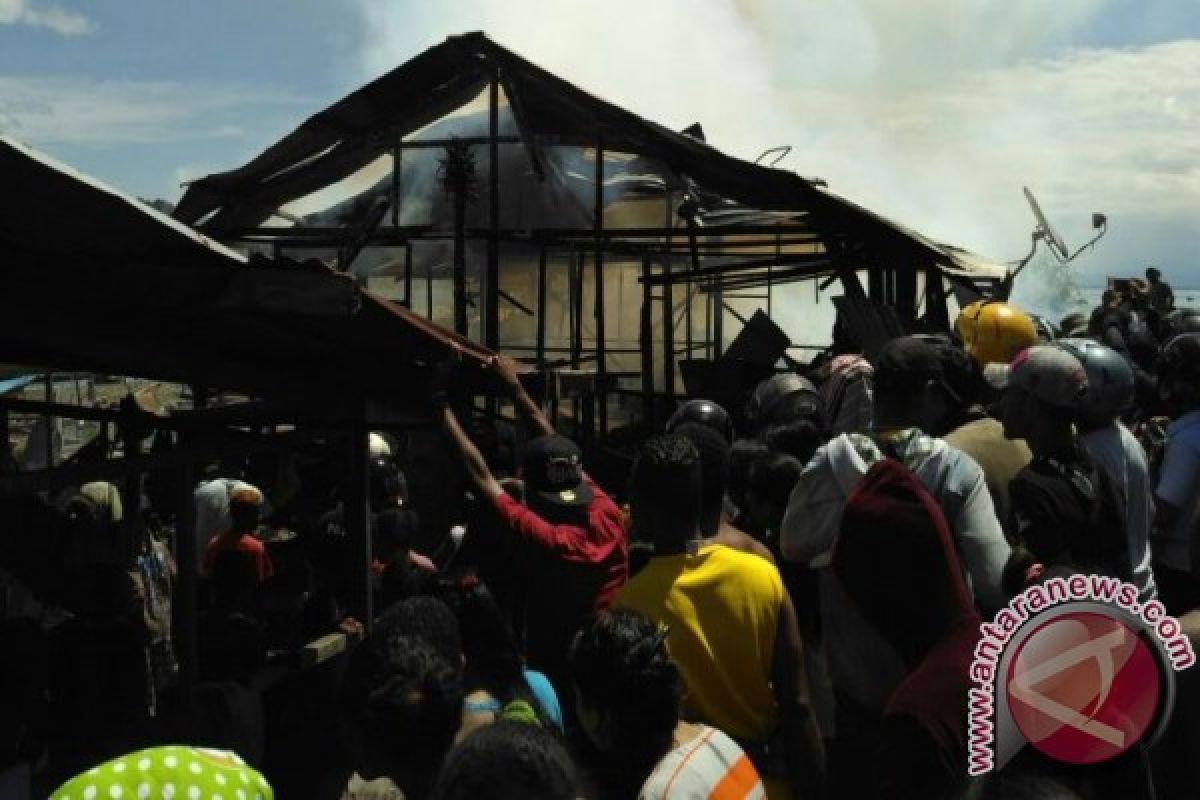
[1055,338,1135,427]
[745,373,821,431]
[1158,333,1200,410]
[666,399,734,443]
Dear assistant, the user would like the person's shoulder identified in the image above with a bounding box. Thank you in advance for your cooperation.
[586,492,626,534]
[704,544,783,588]
[641,725,765,800]
[806,431,866,469]
[696,724,758,765]
[909,433,983,489]
[714,526,775,564]
[946,415,1002,441]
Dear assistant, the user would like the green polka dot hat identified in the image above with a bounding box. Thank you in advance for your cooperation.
[50,745,274,800]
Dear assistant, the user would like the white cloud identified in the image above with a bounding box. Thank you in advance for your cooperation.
[0,77,302,145]
[0,0,94,36]
[351,0,1200,290]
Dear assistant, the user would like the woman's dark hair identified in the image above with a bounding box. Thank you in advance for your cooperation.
[728,438,770,516]
[750,452,804,506]
[568,608,680,798]
[341,633,464,798]
[374,595,463,666]
[762,418,824,465]
[431,721,578,800]
[438,576,538,713]
[630,435,702,549]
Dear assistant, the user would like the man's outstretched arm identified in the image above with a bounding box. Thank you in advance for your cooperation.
[491,355,555,439]
[440,402,503,503]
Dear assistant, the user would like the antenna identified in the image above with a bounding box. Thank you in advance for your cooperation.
[1024,187,1069,261]
[1004,187,1108,291]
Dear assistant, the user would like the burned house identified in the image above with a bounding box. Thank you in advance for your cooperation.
[175,32,1008,440]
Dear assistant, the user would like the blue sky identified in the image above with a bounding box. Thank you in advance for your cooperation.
[3,0,1199,293]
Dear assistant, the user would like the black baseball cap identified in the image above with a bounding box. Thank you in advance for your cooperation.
[873,336,945,386]
[521,435,593,508]
[874,335,970,404]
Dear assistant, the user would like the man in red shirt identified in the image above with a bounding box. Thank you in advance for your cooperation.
[203,486,274,582]
[439,355,628,690]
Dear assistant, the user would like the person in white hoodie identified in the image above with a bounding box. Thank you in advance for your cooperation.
[780,335,1010,795]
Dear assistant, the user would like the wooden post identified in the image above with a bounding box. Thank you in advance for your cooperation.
[536,246,548,367]
[662,199,676,404]
[345,416,372,628]
[640,255,656,431]
[486,74,501,350]
[869,263,884,305]
[713,287,724,359]
[684,274,693,366]
[452,181,468,336]
[593,136,607,439]
[572,252,583,432]
[897,262,918,328]
[427,254,435,320]
[684,219,703,359]
[925,268,950,330]
[571,252,583,369]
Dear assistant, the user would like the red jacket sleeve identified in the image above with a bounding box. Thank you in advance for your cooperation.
[491,480,623,563]
[492,492,587,556]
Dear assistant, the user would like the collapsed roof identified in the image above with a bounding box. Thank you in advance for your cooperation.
[175,32,1007,287]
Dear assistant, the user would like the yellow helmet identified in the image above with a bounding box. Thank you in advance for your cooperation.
[955,300,1037,367]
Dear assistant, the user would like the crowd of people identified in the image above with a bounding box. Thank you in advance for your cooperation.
[4,268,1200,799]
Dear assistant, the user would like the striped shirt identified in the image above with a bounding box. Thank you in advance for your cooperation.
[639,726,765,800]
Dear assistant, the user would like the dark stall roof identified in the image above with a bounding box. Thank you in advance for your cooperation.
[0,136,494,420]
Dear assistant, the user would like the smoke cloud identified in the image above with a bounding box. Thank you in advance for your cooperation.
[352,0,1200,306]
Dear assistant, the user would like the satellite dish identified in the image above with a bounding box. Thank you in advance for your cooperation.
[1005,188,1108,293]
[1024,186,1069,261]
